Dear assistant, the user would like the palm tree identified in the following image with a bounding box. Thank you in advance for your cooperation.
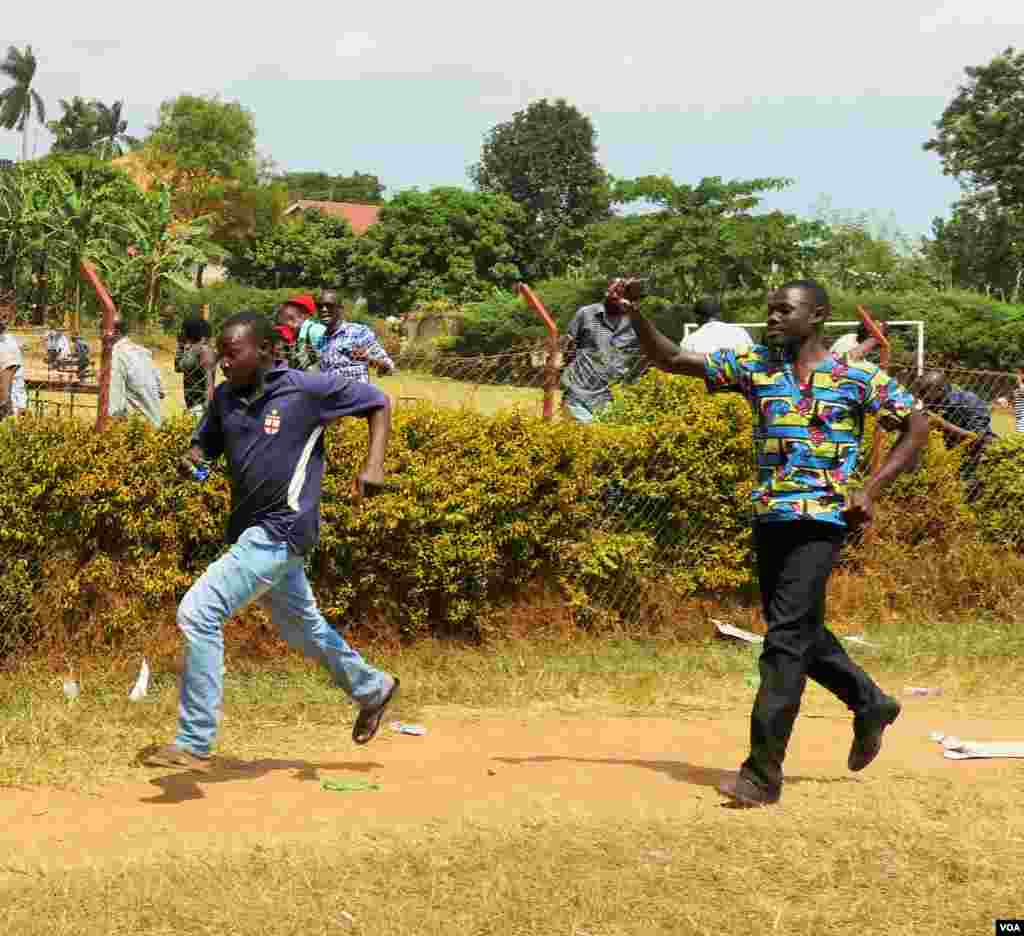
[48,96,100,153]
[0,45,45,162]
[94,100,133,160]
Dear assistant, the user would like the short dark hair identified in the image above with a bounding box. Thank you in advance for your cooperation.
[112,314,129,336]
[221,310,275,347]
[779,279,830,309]
[693,297,722,323]
[181,317,212,342]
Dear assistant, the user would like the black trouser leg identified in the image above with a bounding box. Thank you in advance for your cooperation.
[740,520,885,793]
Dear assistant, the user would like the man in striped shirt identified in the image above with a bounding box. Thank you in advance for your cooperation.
[317,289,395,383]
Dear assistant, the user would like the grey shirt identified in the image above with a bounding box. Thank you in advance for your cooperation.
[561,303,644,408]
[109,338,165,428]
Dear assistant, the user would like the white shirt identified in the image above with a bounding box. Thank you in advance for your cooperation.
[681,320,754,354]
[830,333,860,356]
[0,332,27,413]
[109,338,165,428]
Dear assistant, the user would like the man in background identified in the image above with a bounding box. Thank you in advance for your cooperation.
[914,369,996,498]
[109,313,165,428]
[0,314,27,419]
[317,288,395,383]
[680,297,753,354]
[561,277,645,423]
[44,321,71,367]
[277,295,326,371]
[175,317,216,420]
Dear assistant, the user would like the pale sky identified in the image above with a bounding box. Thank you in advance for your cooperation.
[3,1,1024,237]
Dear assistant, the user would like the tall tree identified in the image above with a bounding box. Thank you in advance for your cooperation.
[93,100,133,159]
[470,98,610,279]
[145,94,257,180]
[0,44,45,162]
[47,96,101,154]
[925,47,1024,208]
[137,94,261,284]
[278,170,385,204]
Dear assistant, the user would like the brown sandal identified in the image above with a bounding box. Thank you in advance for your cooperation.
[352,677,400,745]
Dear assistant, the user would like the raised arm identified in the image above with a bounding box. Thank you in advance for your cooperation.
[625,305,708,378]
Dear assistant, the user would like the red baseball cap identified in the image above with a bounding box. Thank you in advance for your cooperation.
[286,294,317,317]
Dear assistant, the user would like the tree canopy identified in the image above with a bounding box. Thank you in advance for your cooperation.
[584,176,807,300]
[277,171,385,204]
[925,47,1024,209]
[354,187,526,314]
[470,98,609,279]
[226,208,358,290]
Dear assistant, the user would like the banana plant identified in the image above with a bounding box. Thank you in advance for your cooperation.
[92,185,223,325]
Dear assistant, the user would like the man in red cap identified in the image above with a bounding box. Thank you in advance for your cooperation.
[277,295,326,371]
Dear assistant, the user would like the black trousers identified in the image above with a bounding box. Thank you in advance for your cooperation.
[741,520,885,793]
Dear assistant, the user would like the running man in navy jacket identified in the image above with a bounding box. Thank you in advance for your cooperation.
[145,311,399,769]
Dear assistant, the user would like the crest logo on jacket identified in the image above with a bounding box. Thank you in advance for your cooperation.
[264,408,281,435]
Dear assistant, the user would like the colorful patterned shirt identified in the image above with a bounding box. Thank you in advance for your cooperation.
[318,321,394,384]
[704,345,916,527]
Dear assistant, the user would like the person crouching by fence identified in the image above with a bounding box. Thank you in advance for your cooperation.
[560,277,646,423]
[141,310,399,771]
[175,316,216,421]
[621,278,928,808]
[913,370,997,500]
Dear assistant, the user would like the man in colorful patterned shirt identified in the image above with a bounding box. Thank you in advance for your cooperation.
[317,289,395,383]
[624,278,929,807]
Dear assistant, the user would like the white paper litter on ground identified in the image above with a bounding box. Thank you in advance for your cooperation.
[713,621,763,644]
[842,634,882,649]
[62,678,80,701]
[713,620,880,650]
[931,731,1024,759]
[129,659,150,701]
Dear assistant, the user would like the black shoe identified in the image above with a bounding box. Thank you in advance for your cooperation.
[718,773,781,808]
[848,696,901,772]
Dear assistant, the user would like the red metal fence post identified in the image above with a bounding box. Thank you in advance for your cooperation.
[517,283,560,421]
[80,260,117,432]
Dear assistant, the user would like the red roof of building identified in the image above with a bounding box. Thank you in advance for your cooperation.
[284,200,382,234]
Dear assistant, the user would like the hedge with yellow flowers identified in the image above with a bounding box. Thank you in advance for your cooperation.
[0,370,1016,658]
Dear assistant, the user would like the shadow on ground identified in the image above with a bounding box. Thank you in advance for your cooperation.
[135,746,383,804]
[493,755,860,794]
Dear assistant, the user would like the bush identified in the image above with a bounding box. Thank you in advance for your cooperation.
[1,373,1021,657]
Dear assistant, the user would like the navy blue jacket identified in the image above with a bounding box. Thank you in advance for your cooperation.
[195,365,387,554]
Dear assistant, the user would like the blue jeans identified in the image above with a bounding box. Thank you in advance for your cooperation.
[175,525,391,757]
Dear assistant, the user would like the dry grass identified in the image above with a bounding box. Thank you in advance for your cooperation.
[4,626,1024,791]
[0,779,1021,935]
[2,633,1024,934]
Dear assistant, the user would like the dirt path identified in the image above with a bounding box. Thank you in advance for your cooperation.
[2,702,1021,875]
